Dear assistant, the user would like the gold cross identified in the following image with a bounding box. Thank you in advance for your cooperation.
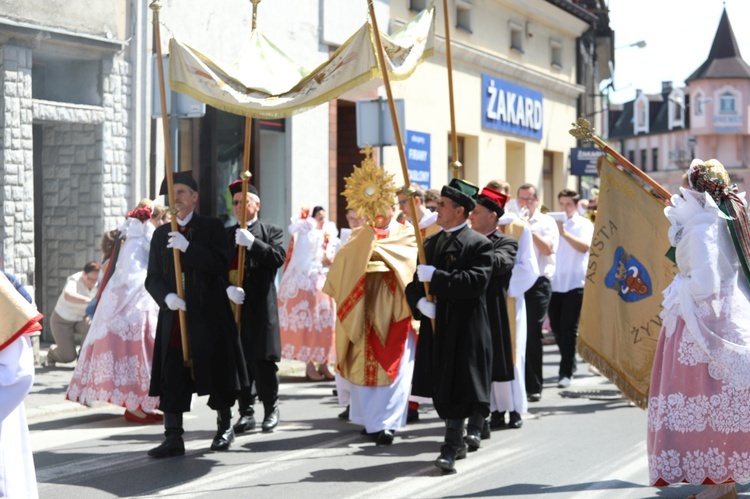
[360,144,374,159]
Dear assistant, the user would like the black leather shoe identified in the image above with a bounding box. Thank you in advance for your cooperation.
[508,411,523,429]
[233,414,256,434]
[407,408,419,423]
[489,411,506,429]
[338,405,350,420]
[261,406,280,432]
[527,392,542,402]
[148,435,185,458]
[211,427,235,451]
[376,429,395,445]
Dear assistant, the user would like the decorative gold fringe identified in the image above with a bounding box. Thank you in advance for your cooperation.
[577,341,649,410]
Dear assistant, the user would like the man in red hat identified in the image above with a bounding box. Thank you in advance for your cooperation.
[145,171,248,457]
[224,179,286,434]
[469,187,518,437]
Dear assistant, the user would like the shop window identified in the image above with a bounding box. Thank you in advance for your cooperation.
[652,148,658,171]
[640,149,647,172]
[628,150,635,165]
[456,1,472,33]
[510,21,524,54]
[550,39,562,70]
[720,92,736,114]
[409,0,427,12]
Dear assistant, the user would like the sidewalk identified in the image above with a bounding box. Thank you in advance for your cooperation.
[26,342,312,423]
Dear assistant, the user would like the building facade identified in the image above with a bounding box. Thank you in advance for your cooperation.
[607,8,750,194]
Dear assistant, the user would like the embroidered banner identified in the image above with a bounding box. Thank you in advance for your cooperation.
[577,155,677,409]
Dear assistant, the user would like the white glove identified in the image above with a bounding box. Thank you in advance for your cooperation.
[165,293,186,311]
[417,264,437,283]
[416,297,436,319]
[167,231,190,253]
[235,228,255,248]
[226,285,245,305]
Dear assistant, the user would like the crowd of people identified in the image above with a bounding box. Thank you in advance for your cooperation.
[9,155,745,497]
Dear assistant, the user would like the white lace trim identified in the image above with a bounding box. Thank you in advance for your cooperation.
[649,447,750,485]
[648,384,750,434]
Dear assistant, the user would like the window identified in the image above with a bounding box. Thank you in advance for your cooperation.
[409,0,427,12]
[628,150,635,165]
[720,92,736,114]
[510,21,524,54]
[695,93,704,116]
[550,39,562,70]
[640,149,647,172]
[652,148,658,171]
[456,1,472,33]
[636,101,647,128]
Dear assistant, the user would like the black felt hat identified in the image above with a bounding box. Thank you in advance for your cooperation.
[228,179,259,198]
[440,178,479,212]
[159,170,198,195]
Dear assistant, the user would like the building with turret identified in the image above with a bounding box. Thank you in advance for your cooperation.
[607,8,750,193]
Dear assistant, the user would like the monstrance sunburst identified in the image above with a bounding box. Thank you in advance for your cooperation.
[343,145,397,222]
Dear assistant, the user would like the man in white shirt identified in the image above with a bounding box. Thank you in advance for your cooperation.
[516,183,558,402]
[46,262,100,366]
[549,189,594,388]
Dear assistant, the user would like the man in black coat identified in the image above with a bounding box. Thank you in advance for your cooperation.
[469,187,518,434]
[145,172,248,458]
[405,178,494,473]
[224,180,286,434]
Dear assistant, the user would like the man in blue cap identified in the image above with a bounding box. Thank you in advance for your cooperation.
[406,178,494,473]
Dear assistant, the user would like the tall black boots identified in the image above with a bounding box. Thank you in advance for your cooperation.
[210,408,235,451]
[261,400,279,432]
[148,412,185,458]
[233,394,257,434]
[435,419,467,472]
[465,412,486,450]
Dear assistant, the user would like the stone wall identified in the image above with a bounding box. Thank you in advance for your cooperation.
[0,44,35,284]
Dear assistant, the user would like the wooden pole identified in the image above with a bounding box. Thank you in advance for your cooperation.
[442,0,461,178]
[150,0,192,370]
[569,118,671,204]
[367,0,434,325]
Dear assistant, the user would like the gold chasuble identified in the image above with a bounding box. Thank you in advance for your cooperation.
[0,273,43,352]
[500,219,525,366]
[323,223,417,387]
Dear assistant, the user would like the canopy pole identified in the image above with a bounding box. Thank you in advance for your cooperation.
[442,0,461,178]
[367,0,434,328]
[150,0,192,372]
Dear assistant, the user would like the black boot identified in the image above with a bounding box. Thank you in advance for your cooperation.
[465,413,485,451]
[148,412,185,458]
[233,406,256,434]
[210,408,235,451]
[261,400,280,432]
[435,419,467,472]
[481,416,491,440]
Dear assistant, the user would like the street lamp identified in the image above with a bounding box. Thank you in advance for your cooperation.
[616,40,647,49]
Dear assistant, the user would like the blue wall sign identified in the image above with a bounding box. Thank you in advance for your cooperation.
[481,74,543,139]
[570,147,603,176]
[406,130,431,188]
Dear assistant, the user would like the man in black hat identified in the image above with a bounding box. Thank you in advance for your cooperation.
[405,178,494,473]
[224,180,286,434]
[469,187,518,435]
[145,172,248,457]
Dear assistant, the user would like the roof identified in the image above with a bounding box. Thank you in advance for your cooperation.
[686,8,750,82]
[544,0,599,25]
[608,89,690,140]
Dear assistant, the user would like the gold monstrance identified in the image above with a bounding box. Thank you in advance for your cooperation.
[342,145,397,223]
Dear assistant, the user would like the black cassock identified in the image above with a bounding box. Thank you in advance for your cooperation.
[146,213,248,410]
[406,225,494,420]
[486,229,517,383]
[226,221,286,362]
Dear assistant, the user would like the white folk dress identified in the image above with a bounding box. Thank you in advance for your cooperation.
[66,218,160,412]
[648,188,750,486]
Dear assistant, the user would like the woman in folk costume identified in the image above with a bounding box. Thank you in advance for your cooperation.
[0,272,42,498]
[648,159,750,498]
[66,200,170,423]
[278,206,339,380]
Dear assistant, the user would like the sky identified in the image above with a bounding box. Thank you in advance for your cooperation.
[605,0,750,104]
